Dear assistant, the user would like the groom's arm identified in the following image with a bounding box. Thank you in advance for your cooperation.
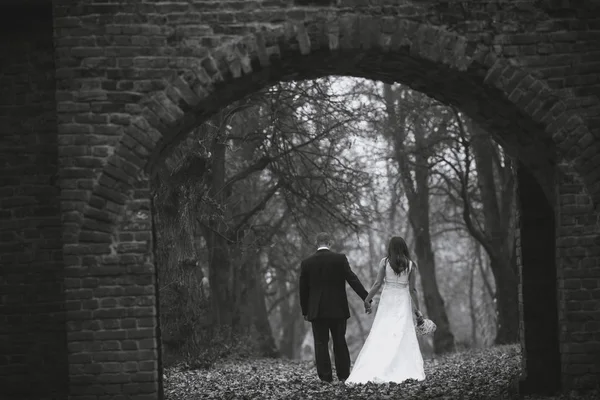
[341,255,368,300]
[299,261,309,317]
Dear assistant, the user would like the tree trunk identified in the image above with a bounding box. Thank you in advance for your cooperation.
[367,226,377,278]
[204,139,236,329]
[204,231,235,328]
[276,267,294,358]
[475,242,497,346]
[279,313,296,359]
[411,215,455,354]
[490,254,519,344]
[278,268,307,359]
[382,84,455,354]
[468,122,519,344]
[469,255,477,347]
[202,112,281,355]
[245,249,279,357]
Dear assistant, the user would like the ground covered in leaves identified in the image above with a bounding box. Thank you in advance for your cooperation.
[164,345,599,400]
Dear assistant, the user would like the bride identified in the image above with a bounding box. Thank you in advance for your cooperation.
[346,236,426,384]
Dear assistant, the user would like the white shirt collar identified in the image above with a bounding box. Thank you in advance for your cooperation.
[317,246,330,251]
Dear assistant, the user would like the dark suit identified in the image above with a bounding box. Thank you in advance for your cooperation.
[299,248,369,382]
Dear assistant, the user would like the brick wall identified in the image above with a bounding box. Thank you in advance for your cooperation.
[51,0,600,396]
[517,161,561,394]
[65,173,161,398]
[0,0,597,397]
[555,162,600,390]
[0,4,68,399]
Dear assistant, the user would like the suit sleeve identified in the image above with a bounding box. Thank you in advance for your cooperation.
[342,255,369,300]
[299,261,309,316]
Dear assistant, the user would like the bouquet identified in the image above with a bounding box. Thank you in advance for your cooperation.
[414,310,436,336]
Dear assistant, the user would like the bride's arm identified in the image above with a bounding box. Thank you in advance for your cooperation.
[409,262,421,314]
[364,258,386,304]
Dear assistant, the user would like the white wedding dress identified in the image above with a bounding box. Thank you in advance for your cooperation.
[346,259,425,384]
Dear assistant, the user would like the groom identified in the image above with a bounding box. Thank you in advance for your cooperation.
[299,232,371,383]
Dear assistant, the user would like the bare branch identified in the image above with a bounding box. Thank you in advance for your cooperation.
[233,181,284,232]
[451,107,495,257]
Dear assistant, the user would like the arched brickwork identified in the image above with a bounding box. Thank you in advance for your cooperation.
[2,1,599,398]
[83,18,600,226]
[71,15,600,397]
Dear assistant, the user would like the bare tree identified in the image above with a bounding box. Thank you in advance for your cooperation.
[155,78,378,358]
[430,108,518,344]
[381,83,455,354]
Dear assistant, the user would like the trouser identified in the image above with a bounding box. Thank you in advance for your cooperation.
[310,318,350,382]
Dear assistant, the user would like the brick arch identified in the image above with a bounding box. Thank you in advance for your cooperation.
[75,8,594,371]
[79,17,599,245]
[59,13,600,398]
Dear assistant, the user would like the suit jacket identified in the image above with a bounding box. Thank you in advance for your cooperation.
[299,249,369,321]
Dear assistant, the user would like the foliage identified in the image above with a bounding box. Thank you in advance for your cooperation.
[154,75,517,366]
[175,325,267,371]
[164,344,600,400]
[358,80,516,347]
[224,78,376,238]
[157,256,266,369]
[154,77,380,366]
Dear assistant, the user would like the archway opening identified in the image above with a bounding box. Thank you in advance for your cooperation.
[147,48,558,204]
[149,71,559,396]
[72,17,584,398]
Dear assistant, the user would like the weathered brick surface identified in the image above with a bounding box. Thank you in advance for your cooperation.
[0,0,598,398]
[516,161,561,394]
[66,171,160,397]
[0,4,68,399]
[555,161,600,390]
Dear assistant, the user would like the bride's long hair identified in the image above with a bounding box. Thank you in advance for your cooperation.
[386,236,412,275]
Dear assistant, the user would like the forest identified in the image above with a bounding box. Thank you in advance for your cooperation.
[152,76,520,370]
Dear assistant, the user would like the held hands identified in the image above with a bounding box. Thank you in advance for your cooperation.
[364,299,373,314]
